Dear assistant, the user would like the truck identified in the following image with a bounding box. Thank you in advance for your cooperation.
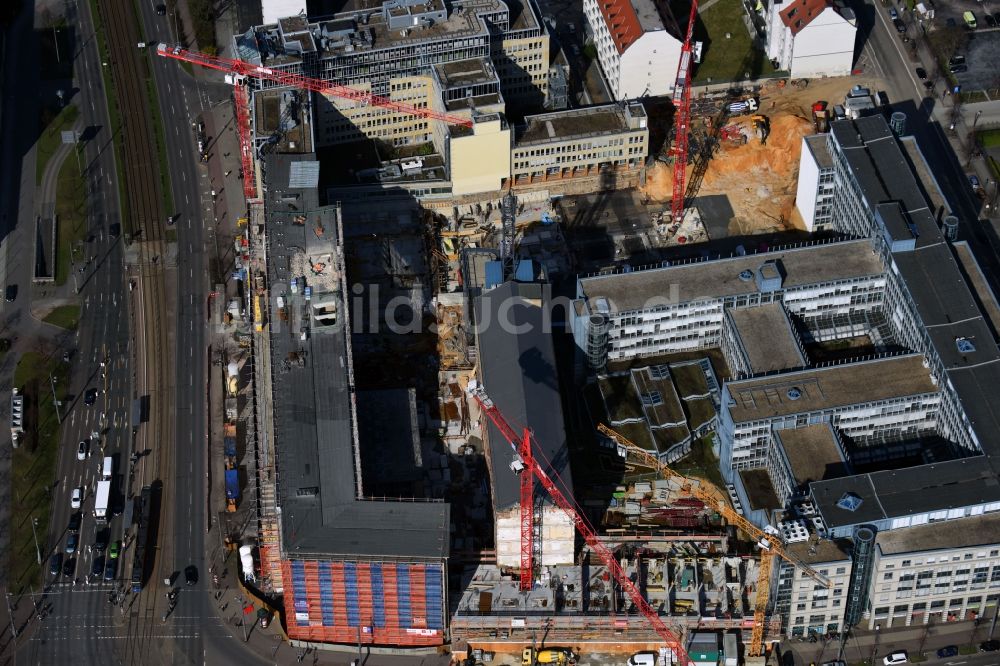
[726,97,759,115]
[522,648,575,665]
[94,480,111,521]
[812,101,830,133]
[225,469,239,512]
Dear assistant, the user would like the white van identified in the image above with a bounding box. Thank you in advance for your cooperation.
[628,653,658,666]
[101,456,113,481]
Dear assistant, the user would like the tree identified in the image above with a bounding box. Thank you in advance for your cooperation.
[928,25,969,61]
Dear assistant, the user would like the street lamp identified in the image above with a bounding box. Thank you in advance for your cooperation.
[31,517,42,565]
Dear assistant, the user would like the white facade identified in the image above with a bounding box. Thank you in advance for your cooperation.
[261,0,307,25]
[583,0,682,101]
[766,2,857,77]
[614,32,683,100]
[868,523,1000,629]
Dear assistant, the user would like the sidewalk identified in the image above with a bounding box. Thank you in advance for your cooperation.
[782,618,997,666]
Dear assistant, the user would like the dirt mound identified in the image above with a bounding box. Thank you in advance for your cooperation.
[640,112,814,234]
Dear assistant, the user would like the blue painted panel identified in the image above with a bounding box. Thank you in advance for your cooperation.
[291,560,309,626]
[318,564,334,627]
[397,566,412,627]
[344,561,360,626]
[424,565,443,630]
[370,564,386,628]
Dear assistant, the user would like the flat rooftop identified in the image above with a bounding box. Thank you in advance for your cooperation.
[243,0,534,66]
[784,535,852,566]
[725,354,936,423]
[473,281,572,512]
[434,58,496,87]
[728,303,805,374]
[517,104,639,145]
[951,241,1000,336]
[578,239,884,314]
[811,457,1000,530]
[631,0,667,32]
[875,511,1000,555]
[804,134,834,170]
[776,424,849,488]
[264,153,449,560]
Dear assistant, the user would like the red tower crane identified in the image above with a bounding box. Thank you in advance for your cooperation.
[155,44,475,201]
[469,384,691,665]
[669,1,700,225]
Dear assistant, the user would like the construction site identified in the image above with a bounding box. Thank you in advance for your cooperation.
[151,10,881,663]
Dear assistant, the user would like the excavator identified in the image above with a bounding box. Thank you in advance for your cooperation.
[597,424,832,659]
[750,115,770,145]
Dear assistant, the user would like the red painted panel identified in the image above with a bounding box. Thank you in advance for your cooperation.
[409,564,427,628]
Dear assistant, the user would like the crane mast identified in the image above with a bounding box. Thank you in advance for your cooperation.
[669,1,699,225]
[471,386,690,664]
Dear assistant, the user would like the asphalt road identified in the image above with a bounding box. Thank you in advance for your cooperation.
[13,0,134,662]
[135,1,231,663]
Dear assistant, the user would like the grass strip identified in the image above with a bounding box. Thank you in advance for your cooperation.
[692,1,776,83]
[9,352,68,590]
[36,104,79,185]
[87,0,131,238]
[54,152,88,286]
[42,305,81,330]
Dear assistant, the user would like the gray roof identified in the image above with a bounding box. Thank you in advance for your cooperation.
[875,512,1000,554]
[727,303,805,374]
[578,239,883,314]
[265,154,449,560]
[812,459,1000,530]
[474,281,572,511]
[725,354,936,423]
[810,119,1000,530]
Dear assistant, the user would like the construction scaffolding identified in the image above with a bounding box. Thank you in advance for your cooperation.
[247,199,284,594]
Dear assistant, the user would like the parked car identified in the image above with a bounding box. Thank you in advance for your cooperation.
[77,440,88,460]
[68,512,81,532]
[109,541,121,559]
[49,553,63,576]
[4,284,16,302]
[981,640,1000,652]
[91,556,105,577]
[994,12,1000,26]
[104,559,117,581]
[950,63,968,74]
[946,17,957,27]
[71,487,82,509]
[882,652,908,666]
[94,528,109,553]
[986,12,997,27]
[65,532,78,554]
[155,4,166,15]
[62,558,76,577]
[936,646,959,659]
[915,66,927,80]
[893,17,906,32]
[970,174,983,191]
[889,7,898,19]
[84,388,98,405]
[184,565,198,586]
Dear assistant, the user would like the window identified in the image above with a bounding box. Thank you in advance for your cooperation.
[884,573,894,580]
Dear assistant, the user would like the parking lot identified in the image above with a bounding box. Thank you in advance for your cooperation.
[953,29,1000,90]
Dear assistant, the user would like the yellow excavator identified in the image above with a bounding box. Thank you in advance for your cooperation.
[597,424,832,658]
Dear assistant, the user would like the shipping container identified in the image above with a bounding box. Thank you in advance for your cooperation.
[225,469,239,500]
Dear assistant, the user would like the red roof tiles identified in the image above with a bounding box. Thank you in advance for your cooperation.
[597,0,644,54]
[779,0,832,35]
